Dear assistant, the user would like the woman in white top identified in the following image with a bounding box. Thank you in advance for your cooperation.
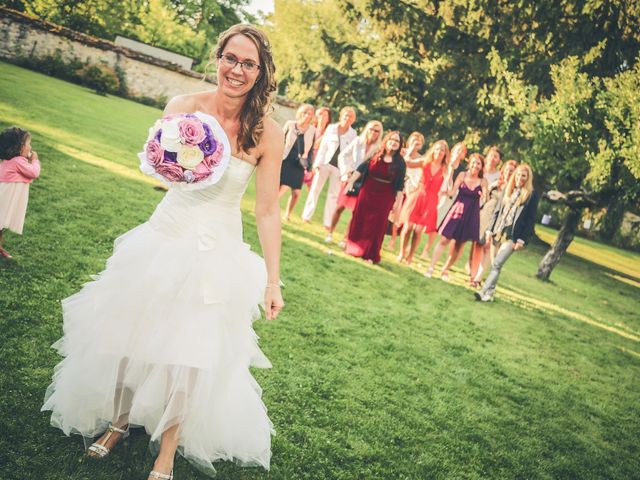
[301,107,357,229]
[279,104,316,220]
[387,131,424,250]
[326,120,383,245]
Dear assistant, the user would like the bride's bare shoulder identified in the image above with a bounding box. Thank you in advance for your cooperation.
[163,91,211,115]
[254,116,284,164]
[261,117,284,150]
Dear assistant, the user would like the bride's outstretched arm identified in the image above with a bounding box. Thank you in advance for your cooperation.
[255,118,285,320]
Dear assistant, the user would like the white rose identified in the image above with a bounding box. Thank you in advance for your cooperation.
[177,144,204,170]
[160,119,182,152]
[147,119,163,142]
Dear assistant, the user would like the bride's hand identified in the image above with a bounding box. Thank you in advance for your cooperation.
[264,285,284,320]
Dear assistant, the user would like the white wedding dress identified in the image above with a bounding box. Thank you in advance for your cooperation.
[41,152,273,476]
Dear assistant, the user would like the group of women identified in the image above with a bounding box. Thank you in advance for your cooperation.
[279,105,539,301]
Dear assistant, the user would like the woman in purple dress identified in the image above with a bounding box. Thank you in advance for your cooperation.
[425,153,488,281]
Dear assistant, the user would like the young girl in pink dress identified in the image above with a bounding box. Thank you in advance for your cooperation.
[0,127,41,259]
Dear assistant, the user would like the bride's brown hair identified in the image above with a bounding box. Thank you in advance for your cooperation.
[214,25,277,153]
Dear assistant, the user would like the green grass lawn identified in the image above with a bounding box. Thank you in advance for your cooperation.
[1,61,639,480]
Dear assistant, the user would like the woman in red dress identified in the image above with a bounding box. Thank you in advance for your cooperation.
[343,131,406,263]
[396,139,449,264]
[326,120,383,246]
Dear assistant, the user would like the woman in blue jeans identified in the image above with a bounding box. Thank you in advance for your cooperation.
[475,163,538,302]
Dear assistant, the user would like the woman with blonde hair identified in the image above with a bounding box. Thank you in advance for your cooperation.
[279,103,316,220]
[421,141,467,259]
[469,159,518,287]
[304,107,331,187]
[387,131,425,250]
[425,153,488,281]
[476,163,538,301]
[326,120,383,245]
[302,106,357,230]
[396,139,449,264]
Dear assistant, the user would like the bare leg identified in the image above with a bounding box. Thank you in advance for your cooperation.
[329,205,346,234]
[469,241,484,282]
[284,189,301,220]
[0,229,3,249]
[388,222,400,250]
[465,244,473,275]
[428,237,450,272]
[406,226,422,264]
[450,241,467,265]
[397,223,412,261]
[473,243,492,283]
[149,424,179,479]
[420,232,436,259]
[278,185,289,199]
[441,241,466,275]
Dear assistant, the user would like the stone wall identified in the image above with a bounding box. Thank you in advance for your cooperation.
[0,8,297,124]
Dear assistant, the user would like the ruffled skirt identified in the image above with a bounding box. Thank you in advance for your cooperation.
[42,194,273,476]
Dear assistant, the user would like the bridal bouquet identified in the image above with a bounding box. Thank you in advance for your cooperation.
[139,112,230,188]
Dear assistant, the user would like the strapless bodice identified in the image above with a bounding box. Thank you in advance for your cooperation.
[148,156,255,240]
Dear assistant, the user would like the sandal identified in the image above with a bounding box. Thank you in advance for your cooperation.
[441,271,450,282]
[424,267,434,278]
[87,423,129,458]
[149,470,174,480]
[0,248,12,259]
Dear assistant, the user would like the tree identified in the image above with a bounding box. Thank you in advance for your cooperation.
[3,0,252,66]
[268,0,640,147]
[485,47,640,280]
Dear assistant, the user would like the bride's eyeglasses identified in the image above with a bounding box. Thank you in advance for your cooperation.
[218,53,261,73]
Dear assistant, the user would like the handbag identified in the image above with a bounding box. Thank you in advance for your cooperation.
[294,128,308,170]
[346,176,364,196]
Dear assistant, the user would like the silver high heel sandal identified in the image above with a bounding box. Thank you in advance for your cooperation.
[149,470,174,479]
[86,423,130,458]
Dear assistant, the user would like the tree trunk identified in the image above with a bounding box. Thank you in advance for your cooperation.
[535,208,581,281]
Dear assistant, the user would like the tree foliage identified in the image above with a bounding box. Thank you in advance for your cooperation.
[268,0,640,147]
[3,0,252,65]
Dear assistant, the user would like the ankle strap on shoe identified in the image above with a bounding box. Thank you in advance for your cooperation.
[108,423,129,434]
[149,471,173,480]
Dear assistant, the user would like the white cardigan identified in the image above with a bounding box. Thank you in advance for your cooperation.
[337,135,377,179]
[282,121,315,161]
[311,123,357,169]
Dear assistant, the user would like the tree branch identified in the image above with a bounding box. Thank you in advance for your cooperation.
[543,189,597,209]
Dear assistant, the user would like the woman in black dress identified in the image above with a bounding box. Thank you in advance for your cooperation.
[279,104,315,220]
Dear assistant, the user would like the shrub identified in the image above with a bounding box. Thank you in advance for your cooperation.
[75,63,120,95]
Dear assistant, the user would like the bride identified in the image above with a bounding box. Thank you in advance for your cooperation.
[41,24,285,479]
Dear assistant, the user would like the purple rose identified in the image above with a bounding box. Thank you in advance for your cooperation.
[156,162,184,182]
[154,128,162,142]
[199,123,217,156]
[164,150,177,163]
[145,140,164,166]
[178,118,206,146]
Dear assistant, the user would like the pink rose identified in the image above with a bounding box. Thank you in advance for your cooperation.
[178,119,206,146]
[145,140,164,166]
[193,160,211,176]
[156,162,184,182]
[202,142,224,168]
